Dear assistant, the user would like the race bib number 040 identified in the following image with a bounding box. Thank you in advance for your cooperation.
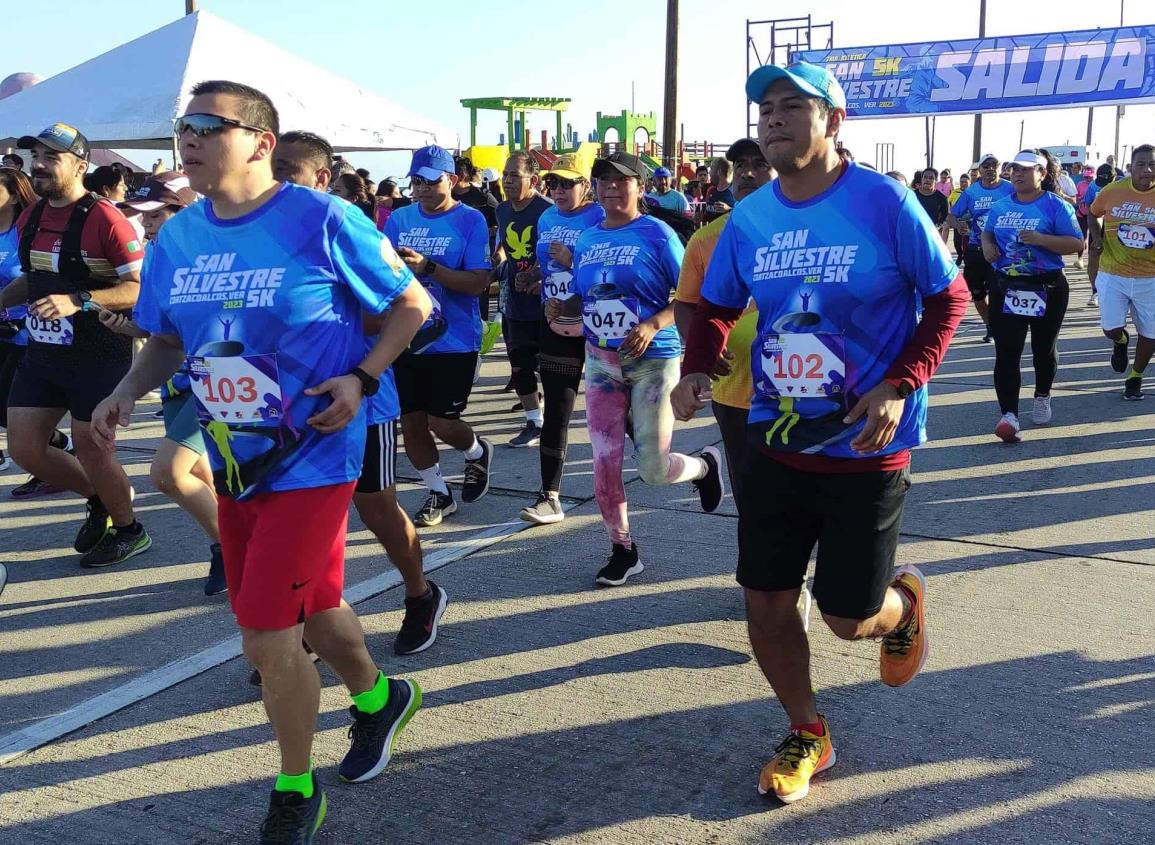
[755,332,846,400]
[542,271,574,300]
[26,314,74,345]
[1118,223,1155,250]
[1002,288,1048,318]
[189,354,285,426]
[583,296,640,342]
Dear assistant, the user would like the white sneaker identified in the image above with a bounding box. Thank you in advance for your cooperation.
[1074,257,1085,270]
[1087,293,1098,307]
[995,412,1021,443]
[1032,395,1052,425]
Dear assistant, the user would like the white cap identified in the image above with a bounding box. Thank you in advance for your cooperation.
[978,152,999,164]
[1011,151,1048,168]
[481,167,500,181]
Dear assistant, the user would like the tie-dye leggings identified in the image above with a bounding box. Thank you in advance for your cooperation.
[585,344,707,547]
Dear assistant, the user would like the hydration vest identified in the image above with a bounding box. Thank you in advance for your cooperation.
[18,193,100,281]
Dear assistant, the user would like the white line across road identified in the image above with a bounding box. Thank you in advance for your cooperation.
[0,517,536,766]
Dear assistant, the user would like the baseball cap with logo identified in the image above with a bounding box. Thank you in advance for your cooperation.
[978,152,1000,165]
[17,123,90,159]
[408,145,456,181]
[591,151,649,181]
[120,171,199,212]
[745,61,847,111]
[549,153,590,181]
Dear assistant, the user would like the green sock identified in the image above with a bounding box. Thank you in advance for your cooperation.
[274,769,314,798]
[1129,369,1144,380]
[351,670,389,715]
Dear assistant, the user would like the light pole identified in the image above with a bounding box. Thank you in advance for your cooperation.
[662,0,679,171]
[1114,0,1125,166]
[972,0,986,164]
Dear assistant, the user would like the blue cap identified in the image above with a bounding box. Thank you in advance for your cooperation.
[408,145,455,180]
[745,61,847,111]
[653,166,672,178]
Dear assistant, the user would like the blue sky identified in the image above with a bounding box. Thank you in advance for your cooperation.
[3,0,1152,178]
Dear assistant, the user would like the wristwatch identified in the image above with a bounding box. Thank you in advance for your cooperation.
[350,367,380,397]
[76,290,92,307]
[885,378,915,398]
[422,258,438,276]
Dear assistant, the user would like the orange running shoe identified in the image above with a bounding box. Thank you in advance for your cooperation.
[757,715,836,804]
[880,564,929,687]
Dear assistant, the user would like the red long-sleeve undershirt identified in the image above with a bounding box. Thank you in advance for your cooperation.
[682,272,970,473]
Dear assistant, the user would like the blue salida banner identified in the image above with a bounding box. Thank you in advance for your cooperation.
[794,26,1155,117]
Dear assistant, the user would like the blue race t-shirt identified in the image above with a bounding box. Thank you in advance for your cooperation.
[0,224,28,345]
[364,342,400,424]
[951,180,1015,246]
[702,162,957,459]
[983,191,1081,276]
[383,202,489,355]
[135,182,414,499]
[646,190,690,215]
[536,203,605,334]
[571,214,684,359]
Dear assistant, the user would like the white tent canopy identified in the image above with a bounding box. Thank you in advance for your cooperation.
[0,11,458,152]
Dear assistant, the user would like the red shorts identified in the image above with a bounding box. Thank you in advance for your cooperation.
[218,481,356,630]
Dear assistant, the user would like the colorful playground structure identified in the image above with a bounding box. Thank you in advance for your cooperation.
[459,96,729,183]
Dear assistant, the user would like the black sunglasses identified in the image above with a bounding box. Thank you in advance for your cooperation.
[544,175,580,190]
[410,174,446,187]
[174,113,268,138]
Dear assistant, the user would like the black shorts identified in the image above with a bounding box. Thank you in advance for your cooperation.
[736,451,911,619]
[8,353,129,423]
[356,421,397,494]
[393,351,478,420]
[962,247,994,300]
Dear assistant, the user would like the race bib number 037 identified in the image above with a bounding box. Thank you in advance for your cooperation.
[26,314,74,345]
[583,296,640,342]
[188,354,285,426]
[1002,288,1048,318]
[755,332,846,401]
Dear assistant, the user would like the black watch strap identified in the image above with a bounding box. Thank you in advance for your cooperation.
[351,366,380,397]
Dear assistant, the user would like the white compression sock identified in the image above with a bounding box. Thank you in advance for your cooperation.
[463,438,484,461]
[526,408,544,426]
[418,464,449,495]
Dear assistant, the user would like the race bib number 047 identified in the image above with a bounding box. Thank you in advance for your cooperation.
[583,296,640,342]
[26,314,74,345]
[1002,288,1047,318]
[189,354,285,426]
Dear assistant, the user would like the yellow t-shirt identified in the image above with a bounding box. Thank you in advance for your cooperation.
[675,214,756,410]
[1089,178,1155,278]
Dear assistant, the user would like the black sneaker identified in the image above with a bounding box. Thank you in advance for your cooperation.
[203,543,227,596]
[981,331,992,343]
[74,497,111,553]
[509,420,542,448]
[338,678,422,783]
[11,475,66,499]
[79,523,151,568]
[413,491,457,527]
[595,543,643,587]
[461,437,493,503]
[693,447,724,513]
[258,773,326,844]
[394,582,448,655]
[1124,376,1145,401]
[1111,331,1130,373]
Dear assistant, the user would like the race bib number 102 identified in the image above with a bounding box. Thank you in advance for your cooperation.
[188,354,285,426]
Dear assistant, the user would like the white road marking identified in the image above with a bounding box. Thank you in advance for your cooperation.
[0,517,538,766]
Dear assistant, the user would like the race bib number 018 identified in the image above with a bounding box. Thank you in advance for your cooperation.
[1002,288,1047,318]
[26,314,74,345]
[1118,223,1155,250]
[189,354,285,426]
[583,296,640,342]
[542,271,574,300]
[755,332,846,400]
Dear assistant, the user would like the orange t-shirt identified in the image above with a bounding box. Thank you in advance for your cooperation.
[1089,178,1155,278]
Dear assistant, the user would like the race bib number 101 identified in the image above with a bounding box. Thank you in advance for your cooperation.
[189,354,285,426]
[1118,223,1155,250]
